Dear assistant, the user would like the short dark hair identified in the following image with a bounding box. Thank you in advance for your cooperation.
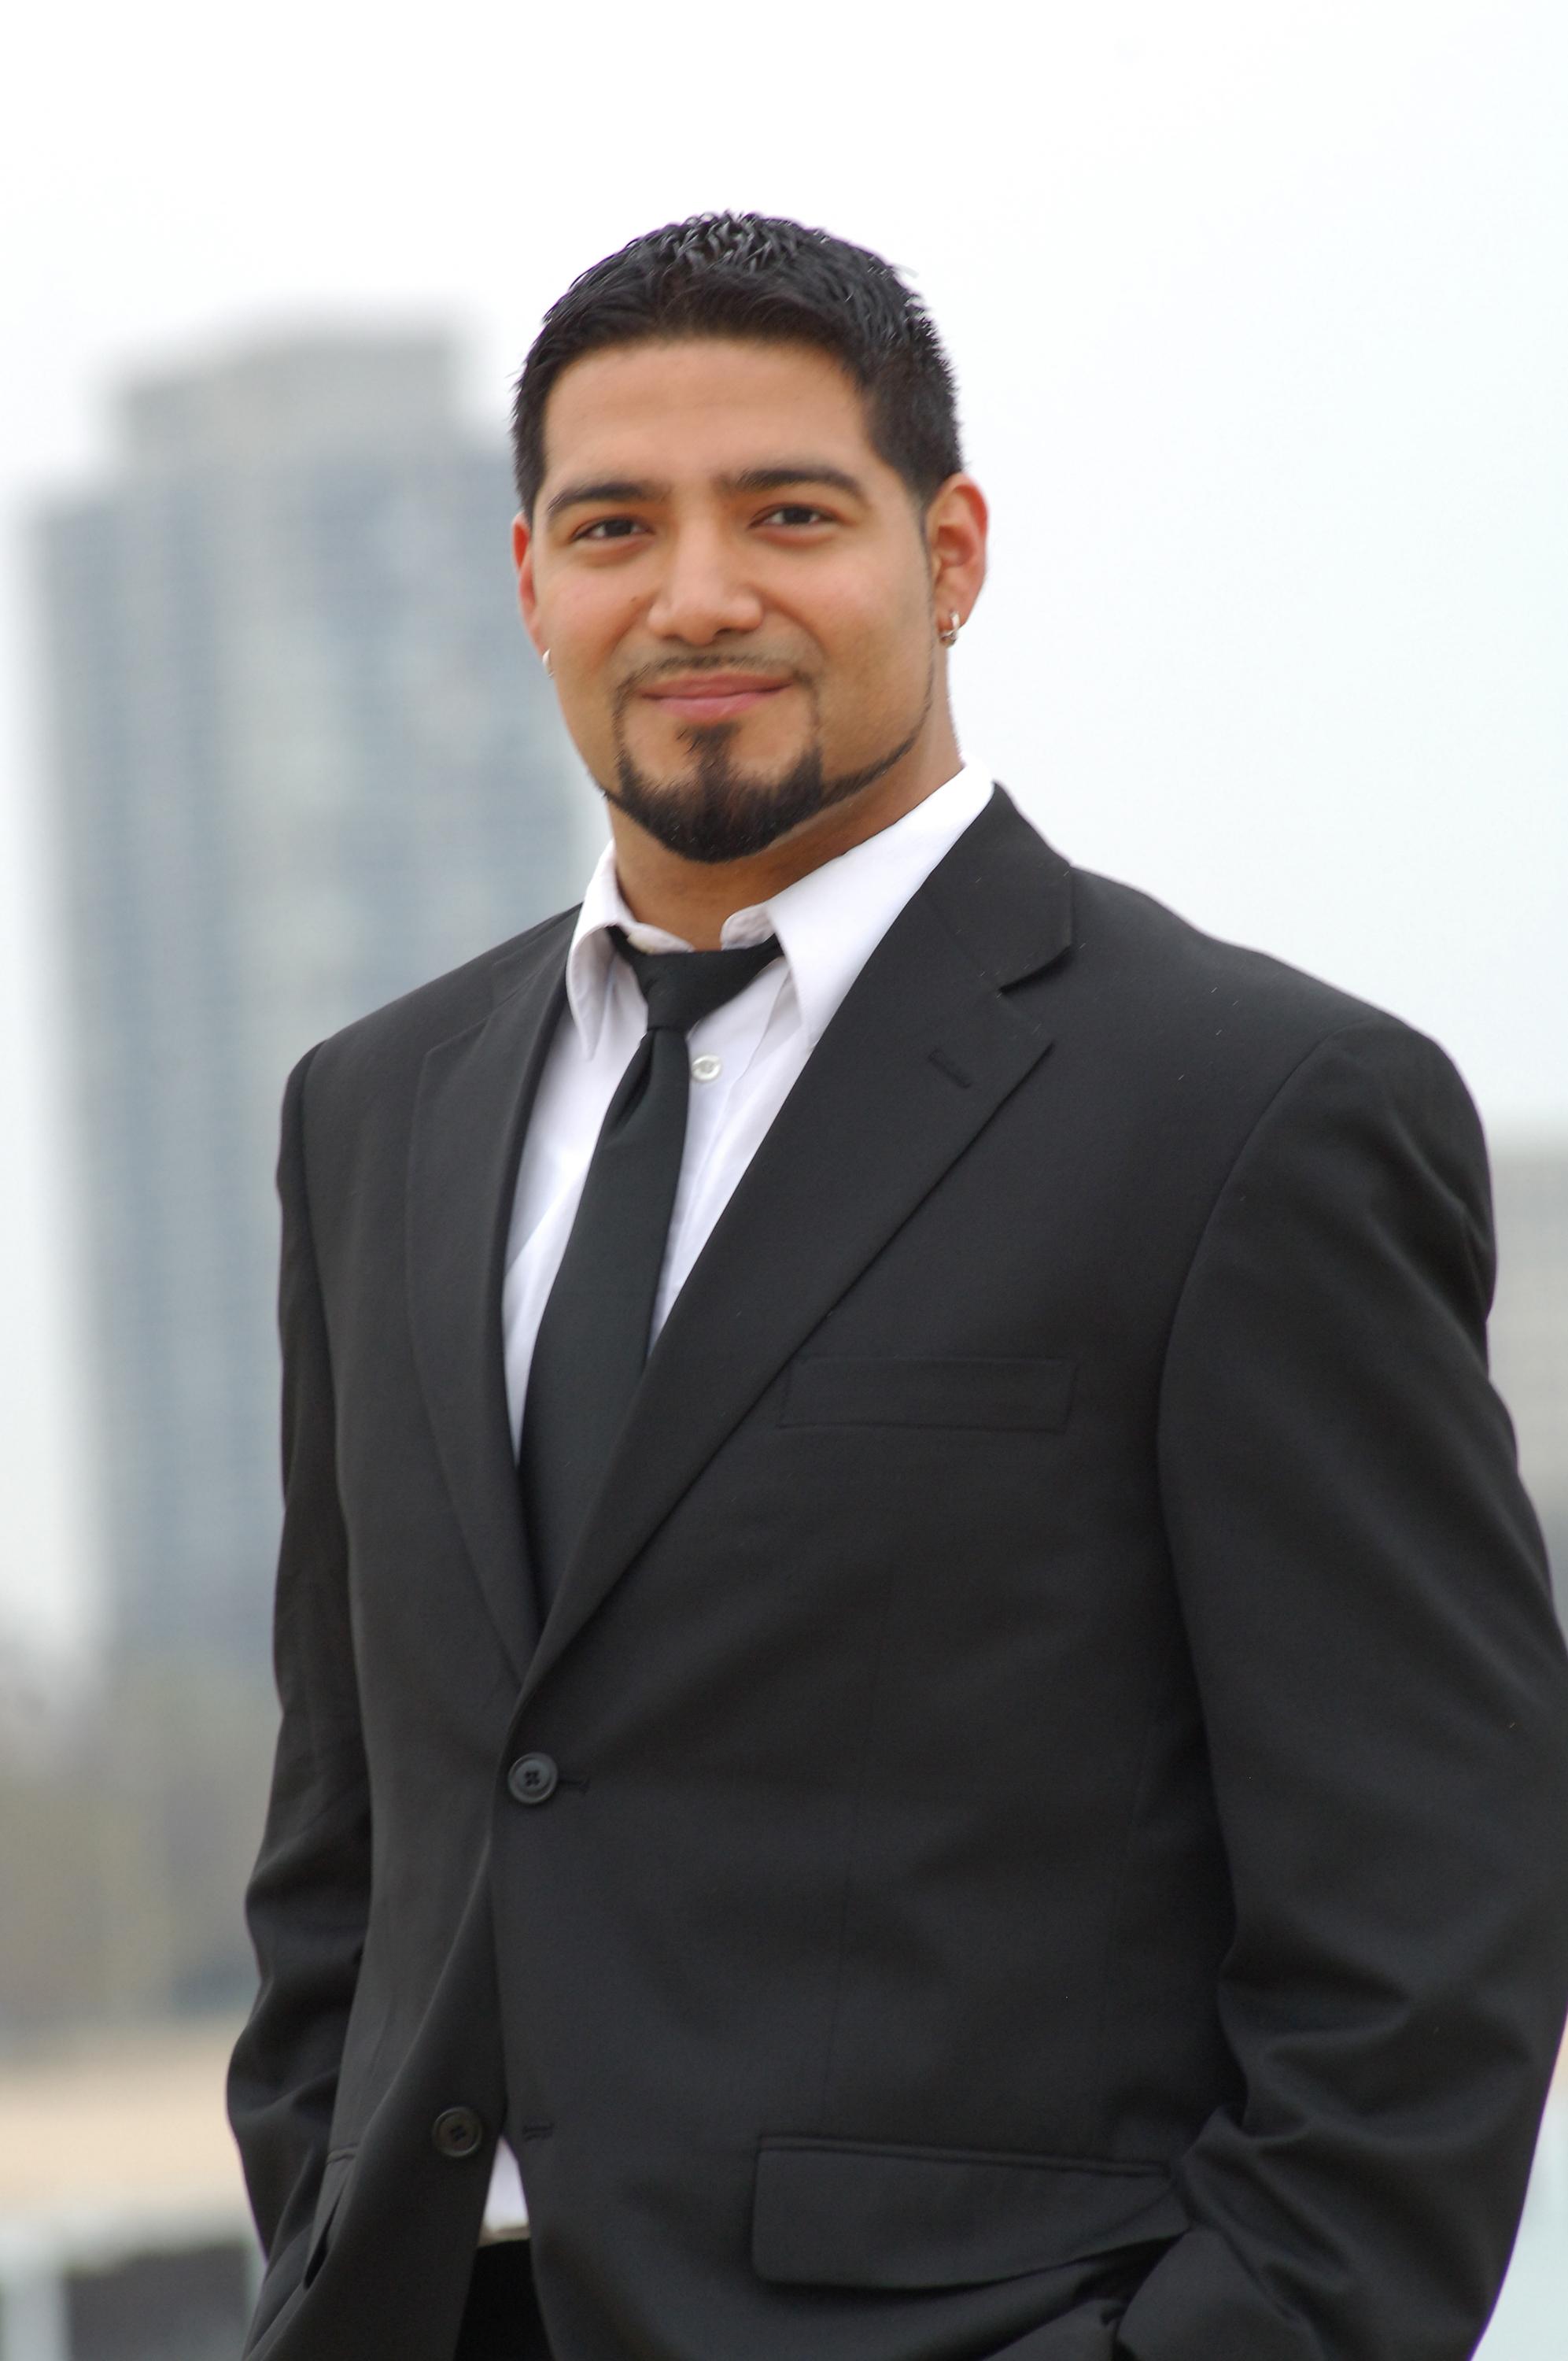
[511,211,963,520]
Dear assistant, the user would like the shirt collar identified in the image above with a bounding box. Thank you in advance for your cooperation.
[563,850,658,1058]
[563,760,994,1058]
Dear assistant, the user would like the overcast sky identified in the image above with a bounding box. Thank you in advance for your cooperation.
[2,0,1564,1660]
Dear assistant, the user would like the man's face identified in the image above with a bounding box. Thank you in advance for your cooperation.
[515,337,962,863]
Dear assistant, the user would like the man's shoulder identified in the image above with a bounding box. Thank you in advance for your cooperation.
[1041,854,1487,1170]
[297,905,577,1107]
[958,787,1404,1065]
[1072,869,1378,1015]
[1042,857,1481,1199]
[1067,862,1389,1042]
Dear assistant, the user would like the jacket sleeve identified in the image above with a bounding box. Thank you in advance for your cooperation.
[1116,1020,1568,2361]
[227,1047,371,2318]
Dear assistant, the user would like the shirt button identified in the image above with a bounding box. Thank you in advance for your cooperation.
[690,1054,722,1083]
[507,1753,559,1805]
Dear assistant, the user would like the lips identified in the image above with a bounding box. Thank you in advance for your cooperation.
[641,675,791,721]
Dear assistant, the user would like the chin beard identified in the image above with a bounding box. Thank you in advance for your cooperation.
[604,716,926,866]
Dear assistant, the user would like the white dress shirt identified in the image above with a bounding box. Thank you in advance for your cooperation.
[483,759,994,2240]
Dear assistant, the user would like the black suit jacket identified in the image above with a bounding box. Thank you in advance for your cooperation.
[230,787,1568,2361]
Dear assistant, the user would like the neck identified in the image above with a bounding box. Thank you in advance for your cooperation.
[607,715,963,948]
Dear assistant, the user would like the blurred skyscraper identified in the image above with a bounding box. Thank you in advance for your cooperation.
[1491,1148,1568,1615]
[32,330,592,1669]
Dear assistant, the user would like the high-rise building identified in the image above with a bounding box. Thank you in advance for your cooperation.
[34,331,593,1668]
[1490,1146,1568,1616]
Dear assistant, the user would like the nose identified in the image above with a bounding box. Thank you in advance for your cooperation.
[644,518,765,645]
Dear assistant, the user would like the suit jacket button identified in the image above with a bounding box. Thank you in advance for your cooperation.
[431,2106,485,2160]
[507,1753,559,1805]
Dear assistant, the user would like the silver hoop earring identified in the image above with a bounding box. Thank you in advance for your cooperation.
[938,612,961,648]
[541,648,552,676]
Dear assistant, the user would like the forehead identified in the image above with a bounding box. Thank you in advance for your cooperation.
[539,336,885,487]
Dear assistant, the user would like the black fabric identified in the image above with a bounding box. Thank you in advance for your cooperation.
[518,928,780,1610]
[751,2138,1184,2288]
[229,789,1568,2361]
[454,2244,553,2361]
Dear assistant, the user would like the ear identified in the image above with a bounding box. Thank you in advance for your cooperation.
[924,474,988,634]
[512,512,546,657]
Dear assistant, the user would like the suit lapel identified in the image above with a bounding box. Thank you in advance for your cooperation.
[407,920,572,1683]
[518,789,1075,1699]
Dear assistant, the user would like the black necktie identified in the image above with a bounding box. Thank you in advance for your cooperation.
[519,925,783,1613]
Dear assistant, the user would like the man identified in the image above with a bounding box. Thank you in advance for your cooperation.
[229,212,1568,2361]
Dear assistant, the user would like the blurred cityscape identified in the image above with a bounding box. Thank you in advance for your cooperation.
[1,331,1564,2359]
[36,329,588,1673]
[2,329,590,2359]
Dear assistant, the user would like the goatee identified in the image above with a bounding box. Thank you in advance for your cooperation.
[606,719,924,866]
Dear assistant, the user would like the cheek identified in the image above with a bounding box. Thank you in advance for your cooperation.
[820,586,932,707]
[557,604,618,671]
[552,579,637,666]
[839,553,930,647]
[544,595,638,752]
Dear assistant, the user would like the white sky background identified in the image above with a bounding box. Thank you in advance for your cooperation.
[1,0,1564,1660]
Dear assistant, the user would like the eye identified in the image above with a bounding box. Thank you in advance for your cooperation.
[573,515,644,542]
[758,504,832,528]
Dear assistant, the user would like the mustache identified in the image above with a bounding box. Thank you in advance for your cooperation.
[617,655,806,696]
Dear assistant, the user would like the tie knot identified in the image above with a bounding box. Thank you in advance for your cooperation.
[610,928,782,1036]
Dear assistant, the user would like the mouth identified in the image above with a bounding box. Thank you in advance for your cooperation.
[639,674,794,723]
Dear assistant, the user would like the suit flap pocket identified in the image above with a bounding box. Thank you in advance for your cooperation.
[752,2138,1182,2289]
[780,1357,1075,1432]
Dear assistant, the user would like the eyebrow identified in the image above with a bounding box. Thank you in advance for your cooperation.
[544,462,869,526]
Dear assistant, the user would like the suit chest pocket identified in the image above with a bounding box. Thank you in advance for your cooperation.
[780,1355,1075,1432]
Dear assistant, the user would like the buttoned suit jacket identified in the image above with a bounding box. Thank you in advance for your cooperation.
[229,786,1568,2361]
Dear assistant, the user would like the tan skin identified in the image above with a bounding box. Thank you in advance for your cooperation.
[512,336,988,947]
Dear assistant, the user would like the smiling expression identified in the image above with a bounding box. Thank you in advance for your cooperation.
[514,336,979,863]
